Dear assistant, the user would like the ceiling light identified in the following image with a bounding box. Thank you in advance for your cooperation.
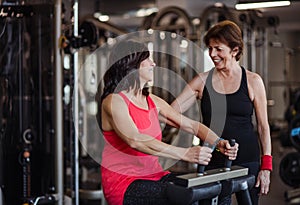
[136,7,158,17]
[235,1,290,10]
[94,12,110,22]
[99,15,109,22]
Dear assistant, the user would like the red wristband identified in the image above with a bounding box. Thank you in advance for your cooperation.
[261,155,273,171]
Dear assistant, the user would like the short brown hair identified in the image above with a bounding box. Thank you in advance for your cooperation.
[204,20,244,61]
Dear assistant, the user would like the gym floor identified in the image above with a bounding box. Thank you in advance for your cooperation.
[232,132,299,205]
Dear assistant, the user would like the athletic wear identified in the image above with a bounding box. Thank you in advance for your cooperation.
[201,67,260,205]
[101,92,169,205]
[201,67,260,166]
[123,174,177,205]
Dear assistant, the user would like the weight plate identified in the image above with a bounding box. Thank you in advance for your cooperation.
[279,152,300,187]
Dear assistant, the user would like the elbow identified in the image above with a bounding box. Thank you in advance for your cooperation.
[126,138,145,151]
[127,139,139,149]
[257,123,270,135]
[126,138,156,155]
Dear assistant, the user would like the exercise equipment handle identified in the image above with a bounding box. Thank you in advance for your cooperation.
[224,139,236,171]
[197,142,210,175]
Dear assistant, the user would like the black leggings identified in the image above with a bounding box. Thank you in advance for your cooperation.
[123,174,176,205]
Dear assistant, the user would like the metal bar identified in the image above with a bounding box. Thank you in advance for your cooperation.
[73,0,80,205]
[18,18,23,143]
[174,166,248,188]
[54,0,63,205]
[235,189,252,205]
[263,28,269,94]
[79,189,104,200]
[0,187,3,205]
[38,13,43,144]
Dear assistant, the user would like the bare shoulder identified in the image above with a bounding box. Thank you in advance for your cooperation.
[245,70,265,100]
[245,70,264,87]
[149,93,169,111]
[102,93,125,114]
[149,94,164,105]
[192,70,209,84]
[202,70,211,78]
[189,70,210,96]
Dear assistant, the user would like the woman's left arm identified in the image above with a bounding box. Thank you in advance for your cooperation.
[249,72,272,195]
[151,94,238,159]
[251,73,272,156]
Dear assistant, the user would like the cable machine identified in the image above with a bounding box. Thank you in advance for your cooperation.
[0,1,58,204]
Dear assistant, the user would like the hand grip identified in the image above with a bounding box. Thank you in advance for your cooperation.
[197,164,205,175]
[197,142,210,175]
[224,139,236,171]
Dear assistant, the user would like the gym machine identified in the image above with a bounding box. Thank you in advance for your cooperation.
[166,140,255,205]
[0,1,58,204]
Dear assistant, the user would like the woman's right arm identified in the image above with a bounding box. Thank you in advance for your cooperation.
[101,94,212,165]
[171,73,206,113]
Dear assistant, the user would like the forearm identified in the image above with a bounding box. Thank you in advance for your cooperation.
[184,120,220,146]
[165,110,220,146]
[197,123,220,146]
[160,110,220,149]
[257,124,272,155]
[129,133,187,160]
[257,124,273,171]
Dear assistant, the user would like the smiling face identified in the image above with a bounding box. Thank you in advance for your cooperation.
[139,57,156,85]
[208,38,238,70]
[203,20,244,63]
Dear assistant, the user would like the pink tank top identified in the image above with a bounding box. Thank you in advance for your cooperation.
[101,93,169,205]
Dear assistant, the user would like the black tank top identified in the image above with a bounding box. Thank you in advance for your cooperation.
[201,67,260,166]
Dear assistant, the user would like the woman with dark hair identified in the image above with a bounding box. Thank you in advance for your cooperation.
[171,20,272,205]
[98,39,238,205]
